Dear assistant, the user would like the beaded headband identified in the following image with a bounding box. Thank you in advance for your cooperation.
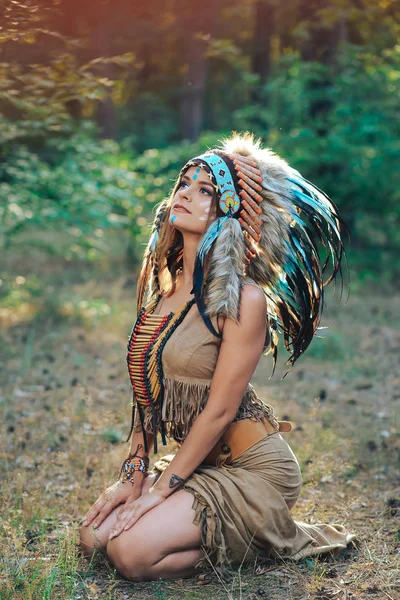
[182,152,263,262]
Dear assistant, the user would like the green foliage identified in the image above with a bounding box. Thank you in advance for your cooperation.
[0,1,136,147]
[0,48,136,148]
[0,129,224,261]
[234,47,400,221]
[118,93,179,153]
[0,130,136,258]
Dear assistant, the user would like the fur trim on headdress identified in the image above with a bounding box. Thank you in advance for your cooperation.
[205,217,246,322]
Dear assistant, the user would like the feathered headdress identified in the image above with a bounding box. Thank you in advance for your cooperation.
[139,133,349,377]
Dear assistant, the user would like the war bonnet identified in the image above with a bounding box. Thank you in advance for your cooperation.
[138,134,349,377]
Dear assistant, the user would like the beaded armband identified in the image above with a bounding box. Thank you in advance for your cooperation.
[119,454,149,484]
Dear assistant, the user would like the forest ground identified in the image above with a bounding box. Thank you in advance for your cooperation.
[0,252,399,600]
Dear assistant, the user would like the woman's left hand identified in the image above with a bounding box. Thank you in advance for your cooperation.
[108,490,166,540]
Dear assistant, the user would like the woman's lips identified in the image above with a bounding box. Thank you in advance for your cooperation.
[173,204,191,213]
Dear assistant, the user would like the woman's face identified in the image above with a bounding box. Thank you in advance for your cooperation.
[169,166,217,234]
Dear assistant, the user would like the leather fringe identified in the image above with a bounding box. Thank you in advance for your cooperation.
[137,377,279,443]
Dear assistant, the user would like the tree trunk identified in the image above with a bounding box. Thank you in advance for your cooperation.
[180,37,208,141]
[178,0,213,141]
[252,0,274,86]
[91,0,117,140]
[95,93,117,140]
[299,0,343,65]
[57,0,117,137]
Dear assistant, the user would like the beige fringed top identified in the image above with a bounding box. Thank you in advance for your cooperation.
[127,283,279,452]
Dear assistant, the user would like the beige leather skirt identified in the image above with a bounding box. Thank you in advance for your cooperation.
[153,433,355,570]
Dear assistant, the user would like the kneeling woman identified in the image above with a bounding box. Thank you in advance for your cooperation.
[80,134,355,580]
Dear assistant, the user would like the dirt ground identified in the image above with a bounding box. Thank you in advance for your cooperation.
[0,260,399,600]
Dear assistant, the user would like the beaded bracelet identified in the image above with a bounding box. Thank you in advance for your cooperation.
[119,454,149,484]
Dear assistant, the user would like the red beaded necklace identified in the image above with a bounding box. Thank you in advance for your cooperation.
[126,295,195,452]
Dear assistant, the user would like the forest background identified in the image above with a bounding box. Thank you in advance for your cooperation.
[1,1,399,600]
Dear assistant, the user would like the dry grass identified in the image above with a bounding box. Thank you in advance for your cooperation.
[0,255,399,600]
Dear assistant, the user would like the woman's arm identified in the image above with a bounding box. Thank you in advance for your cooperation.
[150,284,267,497]
[129,417,155,459]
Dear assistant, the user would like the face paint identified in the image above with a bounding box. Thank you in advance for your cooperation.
[198,199,212,221]
[171,215,177,224]
[192,168,201,181]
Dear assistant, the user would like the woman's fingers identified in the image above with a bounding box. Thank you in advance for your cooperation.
[108,491,165,540]
[83,499,106,526]
[83,494,116,527]
[109,500,143,539]
[82,481,140,528]
[108,509,136,539]
[83,482,133,528]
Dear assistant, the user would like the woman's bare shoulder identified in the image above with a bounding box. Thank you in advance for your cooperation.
[216,279,266,335]
[240,279,266,311]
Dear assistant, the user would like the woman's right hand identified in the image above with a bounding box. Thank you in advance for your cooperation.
[82,474,145,529]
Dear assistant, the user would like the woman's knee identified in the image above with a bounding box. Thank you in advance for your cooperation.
[79,523,106,559]
[80,524,95,558]
[106,488,201,580]
[79,475,158,563]
[106,534,156,581]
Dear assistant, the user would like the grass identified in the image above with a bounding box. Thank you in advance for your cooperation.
[0,251,399,599]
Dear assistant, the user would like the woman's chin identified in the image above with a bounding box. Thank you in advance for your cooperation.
[170,215,201,234]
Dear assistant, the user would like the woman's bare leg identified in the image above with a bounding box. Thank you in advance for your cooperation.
[139,548,203,580]
[106,488,203,581]
[79,473,158,558]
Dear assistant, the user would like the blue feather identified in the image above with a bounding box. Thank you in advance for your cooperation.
[290,229,322,297]
[196,216,228,265]
[289,186,342,240]
[148,229,159,253]
[288,175,336,209]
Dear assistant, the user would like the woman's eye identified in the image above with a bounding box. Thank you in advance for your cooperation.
[178,180,188,189]
[200,188,212,196]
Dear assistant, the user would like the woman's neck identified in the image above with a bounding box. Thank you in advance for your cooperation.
[179,232,200,290]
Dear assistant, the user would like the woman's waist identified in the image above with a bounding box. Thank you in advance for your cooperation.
[201,417,292,466]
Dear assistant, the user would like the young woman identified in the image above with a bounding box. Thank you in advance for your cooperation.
[80,134,355,581]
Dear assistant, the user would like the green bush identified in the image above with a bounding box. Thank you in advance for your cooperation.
[0,130,137,259]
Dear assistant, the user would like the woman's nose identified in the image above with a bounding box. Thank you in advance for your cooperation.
[180,186,192,202]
